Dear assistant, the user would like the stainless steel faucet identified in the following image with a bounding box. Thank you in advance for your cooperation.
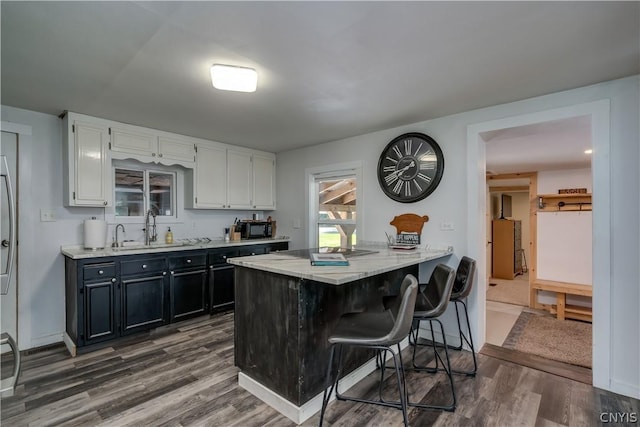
[113,223,125,248]
[144,209,157,245]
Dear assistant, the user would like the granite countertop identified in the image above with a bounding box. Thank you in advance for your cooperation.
[61,237,290,260]
[227,244,454,285]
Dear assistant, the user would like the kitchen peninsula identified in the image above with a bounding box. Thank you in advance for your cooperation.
[228,245,453,423]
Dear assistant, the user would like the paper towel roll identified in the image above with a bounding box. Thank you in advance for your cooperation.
[84,219,107,249]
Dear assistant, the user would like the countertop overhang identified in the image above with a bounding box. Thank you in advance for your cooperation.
[61,238,290,259]
[228,245,453,285]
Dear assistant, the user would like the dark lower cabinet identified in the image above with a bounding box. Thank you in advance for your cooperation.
[65,241,289,350]
[210,265,234,312]
[121,273,168,335]
[84,274,117,344]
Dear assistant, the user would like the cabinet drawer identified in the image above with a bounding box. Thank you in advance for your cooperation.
[121,257,166,276]
[83,263,116,282]
[208,249,238,266]
[169,253,206,270]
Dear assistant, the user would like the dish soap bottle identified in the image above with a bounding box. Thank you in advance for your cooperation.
[165,227,174,244]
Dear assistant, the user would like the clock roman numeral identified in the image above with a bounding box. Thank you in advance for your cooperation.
[392,145,403,159]
[404,139,412,155]
[404,181,411,197]
[393,179,403,194]
[420,161,436,170]
[414,142,423,156]
[413,179,422,192]
[385,173,399,185]
[417,173,432,183]
[382,165,396,173]
[385,156,398,164]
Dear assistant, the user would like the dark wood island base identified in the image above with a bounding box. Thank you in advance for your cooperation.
[234,264,418,421]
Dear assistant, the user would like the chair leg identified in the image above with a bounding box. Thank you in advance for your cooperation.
[390,346,410,427]
[456,299,477,376]
[408,319,456,412]
[319,344,338,426]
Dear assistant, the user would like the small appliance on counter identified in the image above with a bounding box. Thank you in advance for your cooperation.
[237,219,275,239]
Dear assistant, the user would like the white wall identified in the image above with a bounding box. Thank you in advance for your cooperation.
[537,168,592,306]
[276,75,639,398]
[0,105,265,350]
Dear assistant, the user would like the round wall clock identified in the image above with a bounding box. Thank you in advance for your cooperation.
[377,132,444,203]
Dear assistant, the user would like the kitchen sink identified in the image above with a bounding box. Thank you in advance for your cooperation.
[111,242,187,251]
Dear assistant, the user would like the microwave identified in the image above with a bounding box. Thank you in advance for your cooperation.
[238,221,273,239]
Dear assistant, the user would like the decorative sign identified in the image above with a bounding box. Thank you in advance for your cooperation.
[396,232,420,245]
[558,188,587,194]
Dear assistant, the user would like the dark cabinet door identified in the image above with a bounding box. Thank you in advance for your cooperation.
[120,273,168,335]
[83,278,117,345]
[170,268,208,321]
[210,265,235,312]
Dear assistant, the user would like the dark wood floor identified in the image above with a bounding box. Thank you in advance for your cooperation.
[2,312,638,426]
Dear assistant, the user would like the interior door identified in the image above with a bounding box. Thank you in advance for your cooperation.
[1,131,18,352]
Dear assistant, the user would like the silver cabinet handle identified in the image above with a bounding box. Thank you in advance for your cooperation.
[98,270,104,275]
[103,201,108,206]
[111,278,116,283]
[1,155,15,295]
[158,153,163,158]
[186,259,191,264]
[162,271,167,276]
[152,153,156,157]
[170,271,174,275]
[142,264,147,269]
[222,255,227,259]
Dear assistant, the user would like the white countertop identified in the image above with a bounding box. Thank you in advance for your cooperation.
[227,244,454,285]
[61,238,290,260]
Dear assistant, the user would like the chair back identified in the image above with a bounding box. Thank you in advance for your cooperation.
[451,256,476,300]
[385,274,419,345]
[415,264,456,318]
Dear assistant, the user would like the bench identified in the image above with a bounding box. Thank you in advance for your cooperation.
[532,279,592,322]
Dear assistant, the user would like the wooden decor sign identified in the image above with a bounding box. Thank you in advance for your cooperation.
[558,188,587,194]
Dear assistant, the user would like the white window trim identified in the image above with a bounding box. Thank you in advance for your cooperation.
[306,161,363,248]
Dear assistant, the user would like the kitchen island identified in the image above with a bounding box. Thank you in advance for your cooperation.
[228,245,453,423]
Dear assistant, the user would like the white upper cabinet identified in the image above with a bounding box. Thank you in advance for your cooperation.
[187,145,276,210]
[63,113,112,207]
[226,149,253,209]
[190,143,227,209]
[109,124,195,167]
[252,153,276,210]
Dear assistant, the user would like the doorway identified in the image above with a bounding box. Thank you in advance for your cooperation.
[466,100,610,387]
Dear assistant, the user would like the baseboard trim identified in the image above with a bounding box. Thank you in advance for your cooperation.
[609,379,640,399]
[238,337,409,424]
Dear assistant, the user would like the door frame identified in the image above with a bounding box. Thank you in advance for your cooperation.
[466,99,611,390]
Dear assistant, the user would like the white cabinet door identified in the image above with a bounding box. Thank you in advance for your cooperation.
[72,121,111,206]
[252,153,276,209]
[194,143,227,208]
[110,126,156,157]
[226,149,252,209]
[158,136,196,164]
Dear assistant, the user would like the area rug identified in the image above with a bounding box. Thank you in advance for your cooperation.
[486,276,529,306]
[503,311,592,368]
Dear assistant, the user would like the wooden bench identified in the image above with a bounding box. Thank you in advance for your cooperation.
[532,279,592,322]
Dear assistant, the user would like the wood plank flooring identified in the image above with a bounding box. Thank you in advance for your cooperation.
[2,312,638,426]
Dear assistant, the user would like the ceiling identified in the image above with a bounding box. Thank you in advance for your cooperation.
[1,2,638,154]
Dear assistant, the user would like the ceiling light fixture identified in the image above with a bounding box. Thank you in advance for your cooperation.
[210,64,257,93]
[584,149,593,154]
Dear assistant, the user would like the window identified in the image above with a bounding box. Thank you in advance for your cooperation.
[314,174,357,248]
[114,166,175,219]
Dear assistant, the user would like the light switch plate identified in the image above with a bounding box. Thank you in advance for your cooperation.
[40,208,56,222]
[440,222,455,231]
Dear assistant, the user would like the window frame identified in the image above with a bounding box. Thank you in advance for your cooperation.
[109,160,179,224]
[306,161,363,249]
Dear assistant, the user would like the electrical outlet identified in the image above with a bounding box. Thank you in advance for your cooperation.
[440,222,455,231]
[40,208,56,222]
